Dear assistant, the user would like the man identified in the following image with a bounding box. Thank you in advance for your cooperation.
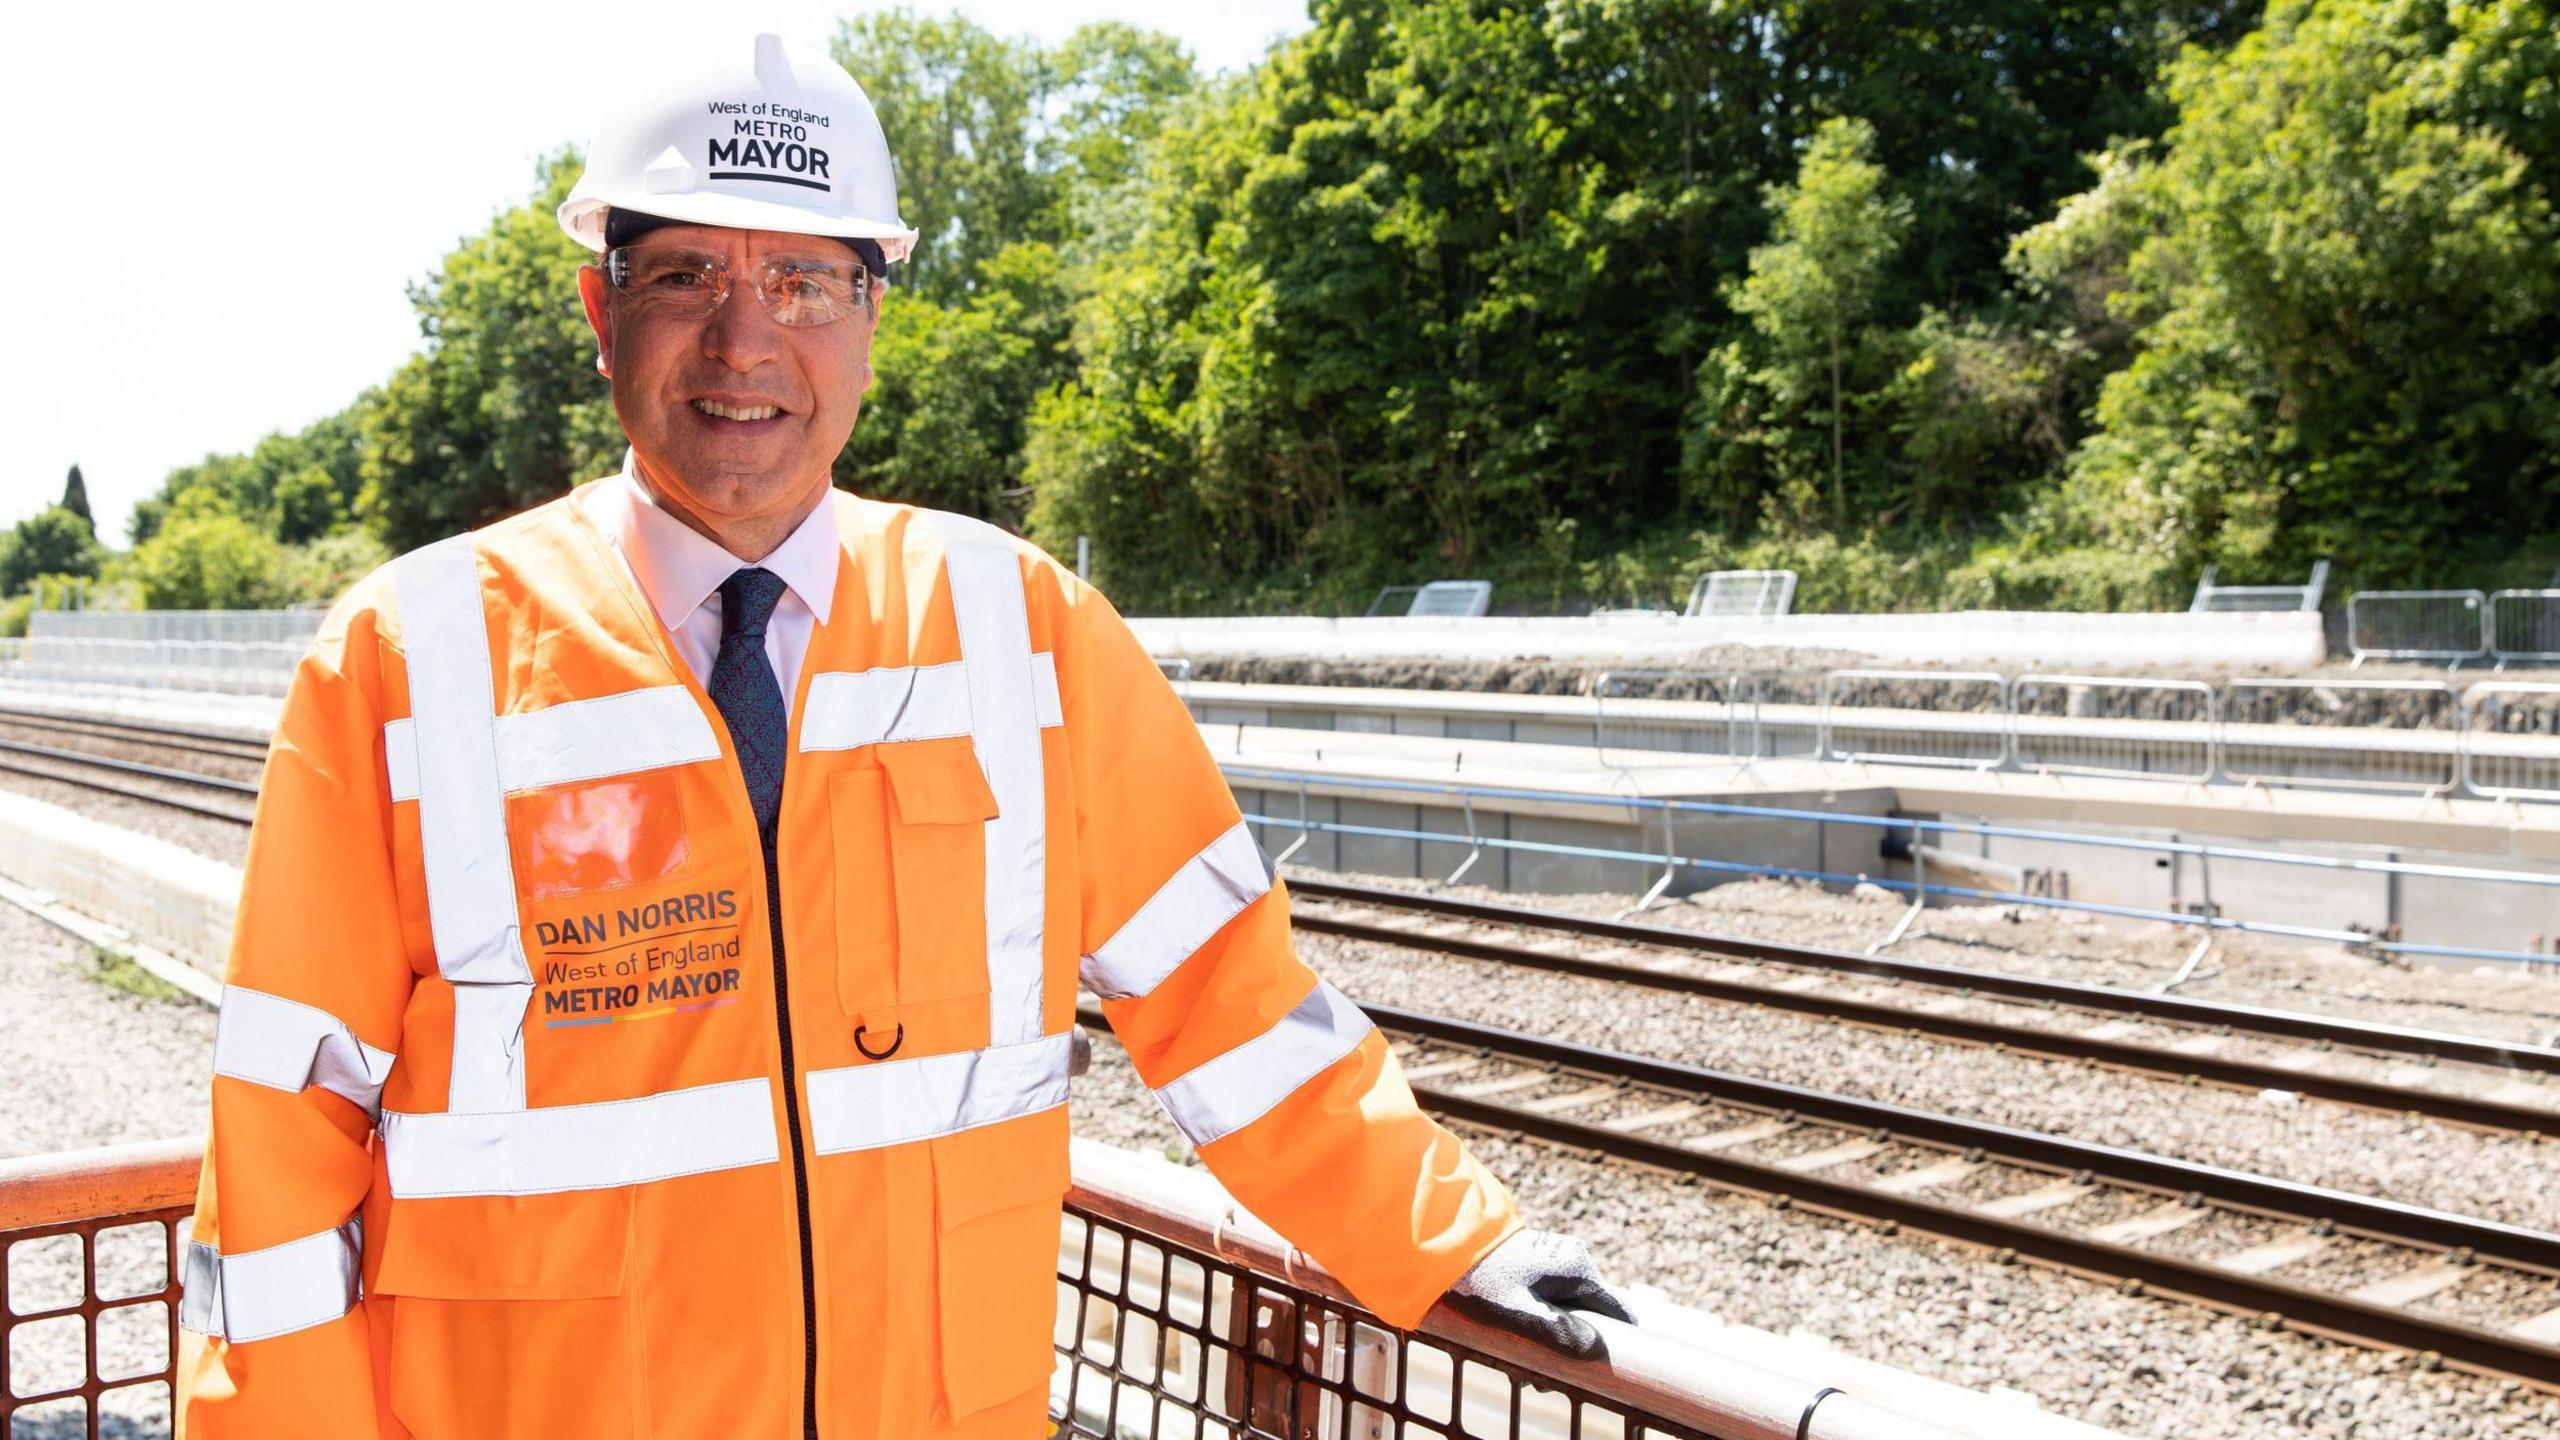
[176,33,1624,1439]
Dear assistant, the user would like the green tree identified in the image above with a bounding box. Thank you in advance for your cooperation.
[121,490,290,609]
[59,466,92,531]
[837,241,1074,520]
[2057,0,2560,587]
[0,506,107,595]
[357,152,621,552]
[1699,118,1911,528]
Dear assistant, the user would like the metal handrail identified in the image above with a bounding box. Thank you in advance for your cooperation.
[1219,763,2560,966]
[1064,1140,1973,1440]
[1819,670,2011,771]
[0,1137,1990,1440]
[1183,666,2560,802]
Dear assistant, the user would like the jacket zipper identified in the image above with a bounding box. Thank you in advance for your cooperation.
[763,835,823,1440]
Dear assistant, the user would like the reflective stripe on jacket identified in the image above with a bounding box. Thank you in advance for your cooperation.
[175,484,1519,1439]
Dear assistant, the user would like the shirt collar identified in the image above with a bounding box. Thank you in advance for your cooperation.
[604,450,839,631]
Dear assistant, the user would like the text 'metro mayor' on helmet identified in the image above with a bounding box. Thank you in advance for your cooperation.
[558,32,918,270]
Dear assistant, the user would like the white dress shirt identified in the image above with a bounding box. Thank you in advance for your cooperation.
[578,453,841,703]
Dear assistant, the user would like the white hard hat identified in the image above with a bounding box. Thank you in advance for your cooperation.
[559,32,918,264]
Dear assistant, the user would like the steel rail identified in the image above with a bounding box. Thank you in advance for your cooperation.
[0,738,259,796]
[1078,997,2560,1389]
[1416,1083,2560,1393]
[0,708,269,763]
[1286,876,2560,1079]
[1365,1003,2560,1276]
[0,756,256,826]
[1286,887,2560,1135]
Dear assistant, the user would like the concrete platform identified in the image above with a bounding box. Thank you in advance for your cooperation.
[1131,608,2325,670]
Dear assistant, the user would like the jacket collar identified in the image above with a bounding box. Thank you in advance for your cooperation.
[594,449,839,633]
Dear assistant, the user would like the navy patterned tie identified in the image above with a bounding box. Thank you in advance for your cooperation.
[709,567,790,840]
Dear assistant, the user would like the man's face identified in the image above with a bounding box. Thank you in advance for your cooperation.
[576,223,879,533]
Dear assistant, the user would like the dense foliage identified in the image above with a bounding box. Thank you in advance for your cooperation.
[58,0,2560,618]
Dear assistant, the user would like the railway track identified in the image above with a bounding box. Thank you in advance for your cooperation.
[0,710,260,825]
[1287,878,2560,1136]
[1083,999,2560,1391]
[10,702,2559,1386]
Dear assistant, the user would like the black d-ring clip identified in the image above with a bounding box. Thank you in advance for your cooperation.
[1795,1386,1844,1440]
[854,1023,905,1061]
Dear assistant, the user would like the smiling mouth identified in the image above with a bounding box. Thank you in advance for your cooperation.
[691,399,786,421]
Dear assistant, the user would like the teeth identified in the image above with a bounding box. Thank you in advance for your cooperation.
[694,400,781,421]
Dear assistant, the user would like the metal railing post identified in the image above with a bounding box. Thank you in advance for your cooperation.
[1869,819,1929,954]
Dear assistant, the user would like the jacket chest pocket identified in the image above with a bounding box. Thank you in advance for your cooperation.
[830,735,1001,1017]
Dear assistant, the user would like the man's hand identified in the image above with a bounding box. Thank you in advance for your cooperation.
[1438,1229,1634,1357]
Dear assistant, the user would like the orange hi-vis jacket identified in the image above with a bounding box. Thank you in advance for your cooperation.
[175,485,1520,1439]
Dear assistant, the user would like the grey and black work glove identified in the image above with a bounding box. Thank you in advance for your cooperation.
[1439,1229,1634,1358]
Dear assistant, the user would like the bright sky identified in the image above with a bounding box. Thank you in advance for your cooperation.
[2,0,1310,542]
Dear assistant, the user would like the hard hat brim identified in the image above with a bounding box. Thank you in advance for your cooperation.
[560,193,917,265]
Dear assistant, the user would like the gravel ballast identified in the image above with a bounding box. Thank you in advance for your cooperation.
[1073,1027,2560,1440]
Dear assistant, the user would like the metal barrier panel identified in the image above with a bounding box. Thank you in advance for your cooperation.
[1364,587,1423,618]
[2346,591,2487,666]
[1593,670,1768,765]
[0,1142,194,1438]
[9,637,303,697]
[2490,591,2560,667]
[1820,671,2009,770]
[2190,560,2328,614]
[2217,679,2459,795]
[2009,674,2215,784]
[2461,683,2560,803]
[1407,581,1494,619]
[0,1139,1952,1440]
[1683,570,1797,619]
[1056,1205,1726,1440]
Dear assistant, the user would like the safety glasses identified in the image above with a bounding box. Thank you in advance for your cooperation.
[603,246,874,327]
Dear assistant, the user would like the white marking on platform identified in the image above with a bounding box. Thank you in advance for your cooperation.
[2087,1202,2207,1246]
[1777,1138,1887,1174]
[2347,1259,2476,1308]
[2212,1232,2328,1276]
[1975,1180,2097,1220]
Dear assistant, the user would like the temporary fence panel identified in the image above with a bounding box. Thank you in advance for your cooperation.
[8,637,304,697]
[1364,586,1423,618]
[2346,590,2488,667]
[1593,670,1769,765]
[27,610,326,646]
[1820,671,2010,770]
[1683,570,1798,620]
[1407,581,1494,619]
[2218,678,2460,796]
[2461,683,2560,804]
[2190,560,2329,614]
[2009,674,2216,784]
[2491,591,2560,667]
